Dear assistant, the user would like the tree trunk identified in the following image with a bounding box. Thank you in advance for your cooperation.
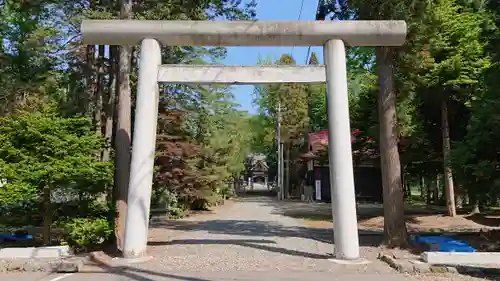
[375,46,408,248]
[425,178,432,205]
[114,0,133,252]
[490,190,499,207]
[42,187,51,245]
[471,202,480,214]
[420,176,425,199]
[455,184,464,209]
[94,45,105,137]
[85,45,97,116]
[441,98,456,216]
[470,193,481,214]
[456,195,463,209]
[286,145,290,199]
[233,175,240,195]
[402,170,411,201]
[95,45,107,202]
[436,174,442,203]
[431,178,439,204]
[103,46,117,162]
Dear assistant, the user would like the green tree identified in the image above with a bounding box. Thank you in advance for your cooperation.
[252,54,309,195]
[322,0,428,247]
[416,0,490,216]
[0,0,63,115]
[451,0,500,212]
[306,52,327,132]
[0,107,112,244]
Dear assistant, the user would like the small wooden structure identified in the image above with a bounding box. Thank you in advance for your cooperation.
[301,130,383,203]
[245,153,269,189]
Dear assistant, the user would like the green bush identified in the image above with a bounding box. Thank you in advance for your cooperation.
[151,186,186,218]
[0,198,41,226]
[189,198,211,211]
[54,199,111,221]
[0,224,15,233]
[189,193,224,210]
[219,182,234,199]
[58,217,113,252]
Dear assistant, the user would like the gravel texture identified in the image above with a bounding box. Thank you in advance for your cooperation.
[139,195,497,280]
[140,195,396,274]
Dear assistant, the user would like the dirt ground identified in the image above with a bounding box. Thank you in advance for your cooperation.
[271,200,500,253]
[277,201,499,230]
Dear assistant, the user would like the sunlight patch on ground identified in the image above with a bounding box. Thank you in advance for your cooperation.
[300,219,333,229]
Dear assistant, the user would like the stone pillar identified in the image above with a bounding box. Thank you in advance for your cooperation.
[123,38,161,258]
[323,39,360,260]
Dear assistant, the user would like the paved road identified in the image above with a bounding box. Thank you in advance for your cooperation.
[29,271,412,281]
[8,190,412,281]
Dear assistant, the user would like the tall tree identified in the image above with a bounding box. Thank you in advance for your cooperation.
[322,0,430,247]
[376,45,408,246]
[0,0,62,115]
[114,0,133,252]
[253,54,309,196]
[306,52,327,132]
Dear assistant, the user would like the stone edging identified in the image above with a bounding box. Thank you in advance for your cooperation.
[378,254,458,274]
[379,253,500,275]
[0,256,87,273]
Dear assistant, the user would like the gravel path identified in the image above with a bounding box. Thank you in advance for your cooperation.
[135,195,494,281]
[141,194,397,274]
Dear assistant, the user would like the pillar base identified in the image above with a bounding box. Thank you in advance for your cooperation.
[328,257,371,265]
[111,256,153,266]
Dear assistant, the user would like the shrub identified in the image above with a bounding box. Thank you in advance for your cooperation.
[152,187,186,218]
[219,182,235,199]
[58,217,113,252]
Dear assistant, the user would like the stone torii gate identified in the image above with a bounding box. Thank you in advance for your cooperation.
[81,20,406,262]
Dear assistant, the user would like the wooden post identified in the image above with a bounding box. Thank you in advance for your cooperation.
[42,187,51,245]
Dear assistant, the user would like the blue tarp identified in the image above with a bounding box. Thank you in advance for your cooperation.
[412,235,476,252]
[0,233,33,244]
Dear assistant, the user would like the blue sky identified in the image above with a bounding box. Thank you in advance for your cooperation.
[223,0,324,115]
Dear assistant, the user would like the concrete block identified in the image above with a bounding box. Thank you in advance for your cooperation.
[412,263,431,273]
[22,260,50,272]
[446,266,458,273]
[429,266,448,273]
[396,261,415,273]
[0,258,87,273]
[422,252,500,265]
[0,246,72,259]
[6,260,25,271]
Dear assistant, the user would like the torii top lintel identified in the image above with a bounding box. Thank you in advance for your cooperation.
[81,20,407,47]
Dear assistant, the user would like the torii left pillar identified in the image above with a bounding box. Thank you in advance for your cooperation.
[122,38,162,258]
